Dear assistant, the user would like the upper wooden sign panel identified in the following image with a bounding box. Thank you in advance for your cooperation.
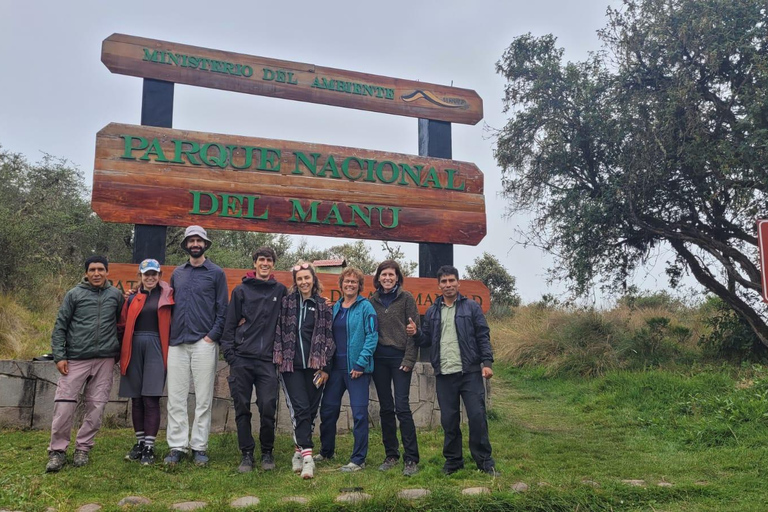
[92,123,487,245]
[101,33,483,125]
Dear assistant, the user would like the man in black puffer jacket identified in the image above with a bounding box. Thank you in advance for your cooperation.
[416,265,497,476]
[220,246,287,473]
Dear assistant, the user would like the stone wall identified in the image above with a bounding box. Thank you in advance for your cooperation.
[0,360,486,432]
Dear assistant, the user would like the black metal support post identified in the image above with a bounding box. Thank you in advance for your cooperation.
[132,79,174,264]
[417,119,454,277]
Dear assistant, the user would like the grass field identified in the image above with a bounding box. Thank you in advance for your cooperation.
[2,364,767,511]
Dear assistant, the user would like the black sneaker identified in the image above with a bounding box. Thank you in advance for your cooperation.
[403,460,420,476]
[261,451,275,471]
[140,445,155,466]
[125,442,144,461]
[238,451,254,473]
[45,450,66,473]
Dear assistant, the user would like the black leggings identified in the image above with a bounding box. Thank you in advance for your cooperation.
[131,396,161,438]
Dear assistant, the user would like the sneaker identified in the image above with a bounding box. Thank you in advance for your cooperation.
[164,449,186,465]
[378,456,398,471]
[125,442,144,461]
[483,466,500,477]
[72,449,89,468]
[292,451,303,473]
[442,464,463,475]
[192,450,209,466]
[238,451,254,473]
[403,460,420,476]
[300,457,315,479]
[140,446,155,466]
[339,461,365,472]
[45,450,66,473]
[261,452,275,471]
[312,453,333,462]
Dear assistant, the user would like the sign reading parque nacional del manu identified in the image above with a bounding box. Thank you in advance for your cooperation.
[101,33,483,125]
[92,123,487,245]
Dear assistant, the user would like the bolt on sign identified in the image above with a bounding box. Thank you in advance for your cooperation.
[101,33,483,125]
[108,264,490,315]
[92,123,487,245]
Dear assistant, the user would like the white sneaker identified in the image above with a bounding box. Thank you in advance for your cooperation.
[301,456,315,479]
[292,451,302,473]
[339,461,365,472]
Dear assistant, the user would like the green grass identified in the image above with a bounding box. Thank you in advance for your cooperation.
[2,365,768,511]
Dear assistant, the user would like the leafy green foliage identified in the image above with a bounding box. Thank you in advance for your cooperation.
[465,252,521,317]
[698,296,768,362]
[495,0,768,348]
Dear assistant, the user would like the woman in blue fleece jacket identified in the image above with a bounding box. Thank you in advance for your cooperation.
[315,266,378,472]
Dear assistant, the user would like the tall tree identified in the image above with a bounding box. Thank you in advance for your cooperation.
[495,0,768,345]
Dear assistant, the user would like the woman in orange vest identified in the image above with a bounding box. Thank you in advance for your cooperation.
[118,258,174,465]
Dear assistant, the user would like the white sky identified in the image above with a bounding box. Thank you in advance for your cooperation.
[0,0,681,303]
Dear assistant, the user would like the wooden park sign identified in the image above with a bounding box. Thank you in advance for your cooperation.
[101,33,483,125]
[108,263,491,315]
[92,123,487,245]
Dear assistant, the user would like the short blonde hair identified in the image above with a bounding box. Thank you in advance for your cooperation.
[338,267,365,294]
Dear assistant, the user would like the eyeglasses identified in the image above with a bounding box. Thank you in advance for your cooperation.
[293,262,311,272]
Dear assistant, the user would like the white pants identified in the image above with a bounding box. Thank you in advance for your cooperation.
[166,340,219,452]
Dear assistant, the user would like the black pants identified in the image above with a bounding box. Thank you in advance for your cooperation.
[280,369,324,449]
[372,357,419,463]
[435,371,494,471]
[227,358,278,453]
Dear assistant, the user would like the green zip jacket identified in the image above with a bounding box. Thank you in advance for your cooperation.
[51,278,125,363]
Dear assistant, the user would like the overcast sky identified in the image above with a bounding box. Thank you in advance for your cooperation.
[0,0,670,303]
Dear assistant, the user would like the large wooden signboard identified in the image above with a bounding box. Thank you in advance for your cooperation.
[109,263,490,315]
[92,123,487,245]
[758,219,768,303]
[102,33,483,125]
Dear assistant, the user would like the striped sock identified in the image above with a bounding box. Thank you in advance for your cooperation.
[135,431,145,443]
[301,448,312,459]
[144,436,156,448]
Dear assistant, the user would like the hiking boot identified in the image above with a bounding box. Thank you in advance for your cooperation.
[45,450,66,473]
[442,464,463,475]
[312,453,333,462]
[125,442,144,461]
[378,456,398,471]
[483,466,500,477]
[163,449,186,465]
[140,445,155,466]
[72,449,89,468]
[300,457,315,479]
[238,451,254,473]
[192,450,209,466]
[261,452,275,471]
[339,461,365,472]
[403,460,420,476]
[292,451,303,473]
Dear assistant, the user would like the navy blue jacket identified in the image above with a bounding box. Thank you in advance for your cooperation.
[416,293,493,375]
[169,258,229,346]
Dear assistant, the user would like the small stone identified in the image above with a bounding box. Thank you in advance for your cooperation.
[171,502,207,511]
[398,489,431,500]
[231,496,260,508]
[621,479,646,487]
[461,487,491,496]
[335,492,372,504]
[282,497,308,505]
[511,482,529,492]
[695,480,708,486]
[657,482,674,488]
[77,505,102,512]
[118,496,151,507]
[581,479,600,488]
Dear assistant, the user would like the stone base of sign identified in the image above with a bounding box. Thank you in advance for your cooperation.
[0,360,489,433]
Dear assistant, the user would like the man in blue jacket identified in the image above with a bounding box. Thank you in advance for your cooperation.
[416,265,497,476]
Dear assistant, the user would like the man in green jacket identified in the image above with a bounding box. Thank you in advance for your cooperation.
[45,256,124,473]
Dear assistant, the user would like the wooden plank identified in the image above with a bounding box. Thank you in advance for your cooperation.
[108,263,491,315]
[102,33,483,125]
[92,123,487,246]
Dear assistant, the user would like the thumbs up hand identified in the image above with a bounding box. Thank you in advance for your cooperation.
[406,317,417,336]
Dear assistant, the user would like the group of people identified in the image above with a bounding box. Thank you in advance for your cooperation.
[45,225,497,478]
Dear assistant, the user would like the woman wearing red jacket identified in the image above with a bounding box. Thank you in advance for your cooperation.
[118,259,174,465]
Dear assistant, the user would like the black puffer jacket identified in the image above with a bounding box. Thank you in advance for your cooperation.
[220,274,287,362]
[416,293,493,374]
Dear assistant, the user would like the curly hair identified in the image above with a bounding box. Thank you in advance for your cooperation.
[338,266,365,294]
